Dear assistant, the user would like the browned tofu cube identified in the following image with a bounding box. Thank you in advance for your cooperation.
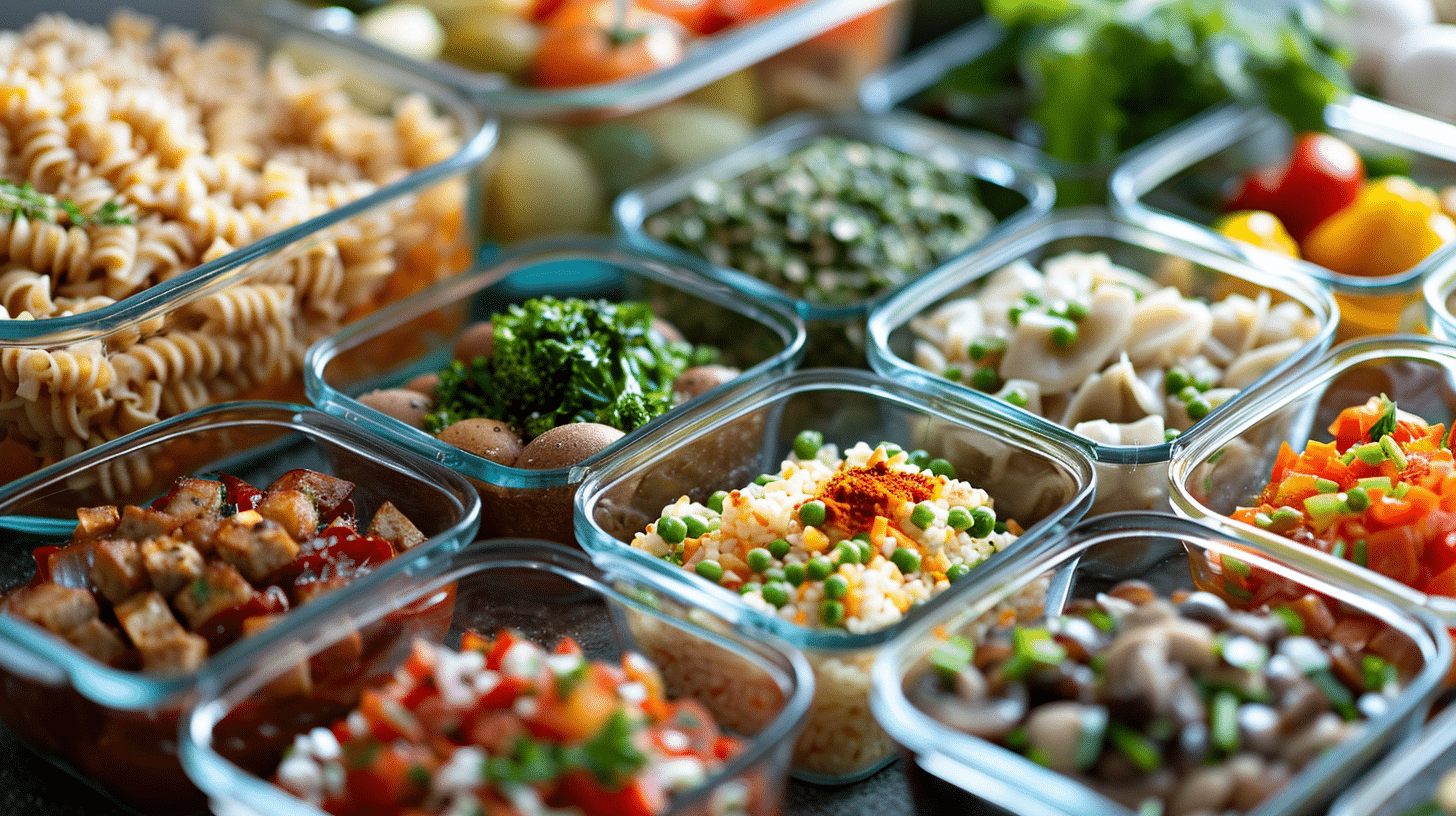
[172,561,256,631]
[154,477,225,525]
[138,629,209,676]
[140,536,205,597]
[214,511,299,582]
[257,488,319,541]
[74,506,120,543]
[64,618,129,665]
[266,469,355,518]
[242,614,312,698]
[89,539,150,605]
[115,504,180,541]
[3,583,99,635]
[292,575,350,606]
[366,501,424,552]
[181,514,222,556]
[115,590,184,646]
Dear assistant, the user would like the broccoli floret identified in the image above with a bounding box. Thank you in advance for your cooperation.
[423,357,500,434]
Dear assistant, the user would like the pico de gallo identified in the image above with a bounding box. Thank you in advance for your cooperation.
[271,630,747,816]
[1230,395,1456,595]
[2,468,426,676]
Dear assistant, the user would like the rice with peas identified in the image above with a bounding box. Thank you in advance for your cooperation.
[630,434,1033,777]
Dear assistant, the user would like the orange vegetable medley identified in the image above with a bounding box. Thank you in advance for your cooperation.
[1232,395,1456,595]
[271,630,745,816]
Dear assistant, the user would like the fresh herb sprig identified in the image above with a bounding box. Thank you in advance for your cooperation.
[0,179,133,227]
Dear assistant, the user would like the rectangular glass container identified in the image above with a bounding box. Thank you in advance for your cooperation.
[1112,96,1456,340]
[0,3,497,487]
[870,511,1451,816]
[865,207,1338,516]
[573,367,1097,783]
[1423,245,1456,340]
[304,234,806,547]
[0,401,482,814]
[182,538,814,816]
[614,108,1055,367]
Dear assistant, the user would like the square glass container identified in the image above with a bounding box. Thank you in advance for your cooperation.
[1169,335,1456,625]
[304,234,806,547]
[1325,692,1456,816]
[247,0,911,244]
[865,207,1339,516]
[869,511,1451,816]
[0,401,482,814]
[1112,96,1456,340]
[0,3,497,487]
[182,538,814,816]
[1423,245,1456,341]
[574,367,1097,783]
[614,109,1056,367]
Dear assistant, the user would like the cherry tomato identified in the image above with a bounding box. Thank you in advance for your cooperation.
[531,0,687,87]
[1225,131,1365,243]
[219,472,265,512]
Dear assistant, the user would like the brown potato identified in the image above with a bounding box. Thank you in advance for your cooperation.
[357,388,433,430]
[435,417,523,466]
[452,320,495,364]
[516,422,625,470]
[404,373,439,395]
[672,364,741,402]
[651,315,685,344]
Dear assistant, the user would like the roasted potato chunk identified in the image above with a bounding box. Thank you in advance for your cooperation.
[172,561,255,631]
[214,511,300,582]
[140,536,205,597]
[90,539,149,605]
[366,501,425,552]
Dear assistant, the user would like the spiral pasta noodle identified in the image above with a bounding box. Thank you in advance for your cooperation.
[0,10,468,486]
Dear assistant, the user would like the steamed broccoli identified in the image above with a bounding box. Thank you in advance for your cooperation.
[428,296,718,440]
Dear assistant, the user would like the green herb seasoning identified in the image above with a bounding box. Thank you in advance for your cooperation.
[645,136,995,306]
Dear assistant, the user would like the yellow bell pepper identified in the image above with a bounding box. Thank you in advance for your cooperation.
[1215,210,1300,257]
[1302,176,1456,278]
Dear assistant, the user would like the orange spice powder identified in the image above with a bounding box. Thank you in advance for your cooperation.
[812,461,936,537]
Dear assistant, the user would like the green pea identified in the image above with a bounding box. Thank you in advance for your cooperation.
[707,490,728,514]
[968,336,1005,361]
[1165,367,1191,396]
[942,367,962,382]
[928,459,957,479]
[947,506,973,531]
[820,599,846,626]
[683,515,710,539]
[824,573,849,599]
[970,506,996,538]
[878,441,904,457]
[753,473,776,486]
[907,449,932,469]
[694,559,724,583]
[910,501,937,529]
[1050,321,1078,349]
[762,566,786,583]
[971,367,999,392]
[739,581,761,596]
[793,429,825,460]
[1186,398,1211,421]
[657,516,688,545]
[1005,389,1028,409]
[807,555,834,581]
[855,539,875,564]
[761,582,790,608]
[851,531,872,542]
[746,547,774,573]
[830,541,856,565]
[891,547,921,574]
[768,538,792,559]
[1164,428,1182,442]
[784,562,806,586]
[799,500,827,527]
[1063,300,1088,321]
[946,563,971,583]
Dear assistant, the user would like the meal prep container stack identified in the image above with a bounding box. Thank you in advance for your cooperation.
[573,367,1097,783]
[865,208,1339,516]
[246,0,913,245]
[869,511,1452,816]
[0,1,498,488]
[0,402,482,813]
[1169,335,1456,623]
[1112,96,1456,340]
[615,109,1055,367]
[304,235,806,546]
[183,539,815,816]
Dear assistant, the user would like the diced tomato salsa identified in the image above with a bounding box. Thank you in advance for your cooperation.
[271,630,745,816]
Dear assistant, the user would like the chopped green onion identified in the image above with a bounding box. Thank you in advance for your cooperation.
[928,635,974,685]
[1363,654,1396,692]
[1211,689,1240,754]
[1343,487,1371,513]
[1107,723,1161,772]
[1380,434,1408,471]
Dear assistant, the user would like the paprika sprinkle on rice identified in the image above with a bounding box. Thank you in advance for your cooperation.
[815,462,935,536]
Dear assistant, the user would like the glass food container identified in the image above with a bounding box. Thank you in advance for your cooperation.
[614,109,1055,367]
[1169,335,1456,626]
[0,401,482,814]
[182,538,814,816]
[1423,245,1456,341]
[304,234,806,547]
[1112,96,1456,340]
[865,208,1339,516]
[0,2,498,488]
[574,367,1097,784]
[870,511,1451,816]
[244,0,912,244]
[1325,693,1456,816]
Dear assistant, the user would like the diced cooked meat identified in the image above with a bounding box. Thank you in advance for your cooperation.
[90,539,150,604]
[63,618,128,665]
[366,501,425,552]
[4,583,99,634]
[73,506,120,543]
[154,477,225,525]
[114,504,181,541]
[171,561,255,630]
[114,590,207,675]
[267,469,354,518]
[242,614,312,697]
[180,515,222,556]
[257,488,319,541]
[140,536,205,597]
[214,511,300,582]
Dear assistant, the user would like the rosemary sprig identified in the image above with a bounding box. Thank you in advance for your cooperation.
[0,179,133,227]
